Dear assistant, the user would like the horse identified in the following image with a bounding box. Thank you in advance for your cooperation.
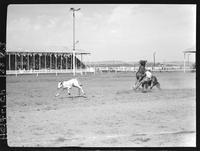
[134,60,147,89]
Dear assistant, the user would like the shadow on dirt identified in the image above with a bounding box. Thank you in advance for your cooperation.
[57,95,87,99]
[116,89,154,95]
[68,95,87,99]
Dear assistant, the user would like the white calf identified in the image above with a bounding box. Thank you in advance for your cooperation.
[56,78,85,96]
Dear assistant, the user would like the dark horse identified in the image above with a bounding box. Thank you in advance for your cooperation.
[134,60,147,89]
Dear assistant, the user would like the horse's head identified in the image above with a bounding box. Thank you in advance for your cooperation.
[139,60,147,66]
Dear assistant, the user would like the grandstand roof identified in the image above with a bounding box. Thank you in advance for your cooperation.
[183,51,196,53]
[6,46,91,55]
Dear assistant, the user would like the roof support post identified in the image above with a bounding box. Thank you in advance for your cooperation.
[81,54,83,75]
[66,55,68,70]
[39,54,41,70]
[8,53,10,70]
[33,53,35,70]
[21,54,23,70]
[55,54,57,76]
[184,53,186,73]
[45,53,46,70]
[27,54,29,70]
[15,54,17,70]
[61,54,62,70]
[50,53,52,70]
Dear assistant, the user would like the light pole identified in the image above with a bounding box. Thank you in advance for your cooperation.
[153,51,156,70]
[70,7,81,76]
[75,40,79,70]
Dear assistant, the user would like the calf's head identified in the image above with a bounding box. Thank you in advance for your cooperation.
[58,81,63,89]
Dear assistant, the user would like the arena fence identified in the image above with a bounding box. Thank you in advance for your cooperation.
[6,67,95,76]
[6,66,195,76]
[94,66,195,73]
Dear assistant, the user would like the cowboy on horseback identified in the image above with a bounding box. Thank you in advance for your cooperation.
[134,60,161,90]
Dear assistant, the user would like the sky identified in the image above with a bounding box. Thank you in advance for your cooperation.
[7,4,196,62]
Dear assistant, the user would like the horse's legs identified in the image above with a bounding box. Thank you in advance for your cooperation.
[145,82,148,90]
[135,74,139,88]
[135,80,141,89]
[142,81,148,91]
[134,80,138,87]
[135,70,145,90]
[142,83,145,91]
[135,80,143,90]
[150,81,154,89]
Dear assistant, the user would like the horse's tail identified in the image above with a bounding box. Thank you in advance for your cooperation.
[156,82,161,90]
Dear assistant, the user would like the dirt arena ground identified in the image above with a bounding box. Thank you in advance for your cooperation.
[6,71,196,147]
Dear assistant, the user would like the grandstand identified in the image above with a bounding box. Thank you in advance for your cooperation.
[6,46,91,75]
